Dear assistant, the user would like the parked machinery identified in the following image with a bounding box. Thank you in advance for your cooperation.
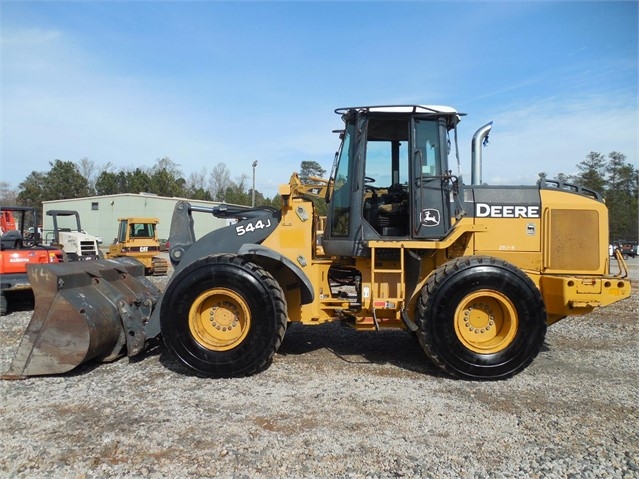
[0,206,63,315]
[3,105,631,380]
[105,217,168,276]
[46,210,101,261]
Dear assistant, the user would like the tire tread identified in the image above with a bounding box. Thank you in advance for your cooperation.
[416,255,547,380]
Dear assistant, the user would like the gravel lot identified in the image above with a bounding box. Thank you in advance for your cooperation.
[1,259,638,479]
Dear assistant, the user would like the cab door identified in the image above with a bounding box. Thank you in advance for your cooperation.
[410,118,452,239]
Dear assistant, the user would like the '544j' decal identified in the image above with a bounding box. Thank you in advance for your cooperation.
[235,218,272,236]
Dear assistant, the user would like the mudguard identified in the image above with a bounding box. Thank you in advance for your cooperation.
[237,243,314,305]
[168,202,281,276]
[144,202,283,339]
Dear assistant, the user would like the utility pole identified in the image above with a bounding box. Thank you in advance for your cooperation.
[252,160,258,207]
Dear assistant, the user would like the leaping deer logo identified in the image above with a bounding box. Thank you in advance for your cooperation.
[420,209,440,227]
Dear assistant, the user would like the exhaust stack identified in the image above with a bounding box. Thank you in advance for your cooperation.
[471,121,493,185]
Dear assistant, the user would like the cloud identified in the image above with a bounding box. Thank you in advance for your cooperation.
[1,25,329,198]
[2,27,222,182]
[465,94,638,186]
[2,5,636,202]
[1,27,62,46]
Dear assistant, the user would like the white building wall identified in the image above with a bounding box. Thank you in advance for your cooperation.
[42,194,230,247]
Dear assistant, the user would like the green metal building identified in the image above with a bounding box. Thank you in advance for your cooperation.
[42,193,229,248]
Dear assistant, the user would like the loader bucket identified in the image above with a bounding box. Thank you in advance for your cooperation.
[2,258,161,379]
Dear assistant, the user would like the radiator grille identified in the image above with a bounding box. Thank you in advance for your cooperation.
[550,209,599,270]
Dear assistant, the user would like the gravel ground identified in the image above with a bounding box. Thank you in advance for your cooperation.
[1,259,638,479]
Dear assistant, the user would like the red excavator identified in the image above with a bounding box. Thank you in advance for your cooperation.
[0,206,64,315]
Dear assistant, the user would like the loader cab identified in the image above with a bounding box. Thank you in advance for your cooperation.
[323,105,462,257]
[117,219,156,241]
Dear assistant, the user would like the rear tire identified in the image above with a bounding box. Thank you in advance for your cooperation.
[160,254,287,377]
[416,256,547,380]
[0,294,7,316]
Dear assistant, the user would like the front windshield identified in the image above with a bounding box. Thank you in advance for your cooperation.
[329,124,354,237]
[364,141,408,188]
[130,222,155,238]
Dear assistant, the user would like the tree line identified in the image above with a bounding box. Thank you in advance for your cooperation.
[3,157,265,208]
[0,153,636,241]
[0,158,328,212]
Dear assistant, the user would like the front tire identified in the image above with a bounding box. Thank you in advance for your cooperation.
[416,256,547,380]
[160,254,287,377]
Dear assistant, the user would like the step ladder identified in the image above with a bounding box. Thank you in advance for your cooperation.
[368,245,405,331]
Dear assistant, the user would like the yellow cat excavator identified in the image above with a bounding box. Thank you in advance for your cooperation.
[3,105,631,381]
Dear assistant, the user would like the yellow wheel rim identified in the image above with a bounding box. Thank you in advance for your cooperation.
[188,288,251,352]
[454,290,518,354]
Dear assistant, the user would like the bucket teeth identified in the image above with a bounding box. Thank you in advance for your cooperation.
[2,258,161,379]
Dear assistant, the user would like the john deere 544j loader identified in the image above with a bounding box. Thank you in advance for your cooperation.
[3,105,631,381]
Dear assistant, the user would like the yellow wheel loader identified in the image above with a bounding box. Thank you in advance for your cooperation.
[105,217,169,276]
[3,105,631,381]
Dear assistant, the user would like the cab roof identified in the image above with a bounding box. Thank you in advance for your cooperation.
[334,104,464,125]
